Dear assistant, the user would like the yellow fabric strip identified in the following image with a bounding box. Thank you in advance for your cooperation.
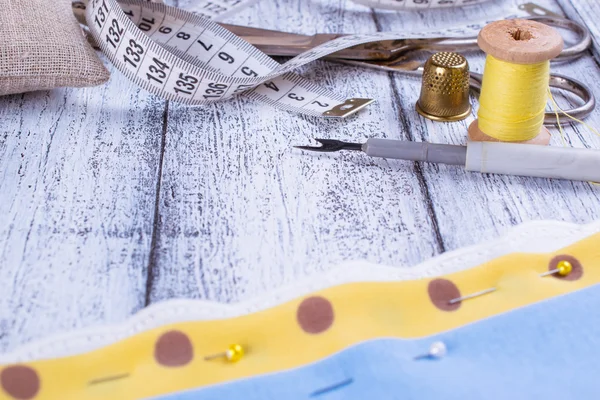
[1,232,599,400]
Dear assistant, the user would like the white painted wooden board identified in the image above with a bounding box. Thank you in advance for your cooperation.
[1,0,600,354]
[149,0,441,304]
[0,57,166,353]
[556,0,600,58]
[374,0,600,253]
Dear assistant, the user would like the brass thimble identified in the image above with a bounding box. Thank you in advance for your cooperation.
[416,52,471,122]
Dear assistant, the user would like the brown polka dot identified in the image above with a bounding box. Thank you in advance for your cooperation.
[1,365,40,399]
[549,255,583,281]
[297,296,334,334]
[154,330,194,367]
[428,279,461,311]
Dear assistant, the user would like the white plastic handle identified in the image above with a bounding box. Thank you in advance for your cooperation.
[465,141,600,182]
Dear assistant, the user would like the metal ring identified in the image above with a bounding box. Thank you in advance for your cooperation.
[469,72,596,126]
[545,73,596,124]
[526,16,592,62]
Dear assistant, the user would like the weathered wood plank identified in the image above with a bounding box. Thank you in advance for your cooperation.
[0,56,165,353]
[556,0,600,58]
[148,0,442,304]
[374,0,600,253]
[2,0,600,355]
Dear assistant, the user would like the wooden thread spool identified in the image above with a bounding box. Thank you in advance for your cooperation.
[468,19,564,145]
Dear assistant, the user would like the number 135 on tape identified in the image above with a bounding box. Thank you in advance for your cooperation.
[85,0,375,118]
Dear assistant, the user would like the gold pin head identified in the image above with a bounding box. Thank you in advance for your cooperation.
[205,344,245,362]
[556,260,573,276]
[225,344,244,362]
[416,52,472,122]
[540,260,574,278]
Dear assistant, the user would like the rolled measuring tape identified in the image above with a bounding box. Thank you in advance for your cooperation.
[81,0,530,118]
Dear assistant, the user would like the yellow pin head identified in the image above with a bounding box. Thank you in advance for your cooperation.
[225,344,244,362]
[556,260,573,276]
[204,344,245,362]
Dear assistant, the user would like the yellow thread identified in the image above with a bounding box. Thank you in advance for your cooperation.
[478,56,549,141]
[547,88,600,140]
[548,88,567,147]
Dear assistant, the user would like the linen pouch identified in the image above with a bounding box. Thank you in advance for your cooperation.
[0,0,110,96]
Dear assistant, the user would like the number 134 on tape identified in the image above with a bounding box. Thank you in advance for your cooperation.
[86,0,374,118]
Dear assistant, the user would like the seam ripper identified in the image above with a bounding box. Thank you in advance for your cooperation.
[295,138,600,182]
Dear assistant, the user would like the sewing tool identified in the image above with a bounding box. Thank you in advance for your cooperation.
[215,16,595,124]
[310,378,354,397]
[540,260,573,277]
[88,373,130,385]
[449,288,497,305]
[416,52,471,122]
[448,258,575,305]
[468,19,563,145]
[219,15,589,63]
[76,0,591,118]
[204,344,245,362]
[294,138,600,182]
[414,341,447,360]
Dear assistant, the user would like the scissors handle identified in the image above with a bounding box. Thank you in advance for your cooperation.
[527,16,592,62]
[223,16,590,63]
[331,16,590,63]
[218,23,345,57]
[326,37,480,61]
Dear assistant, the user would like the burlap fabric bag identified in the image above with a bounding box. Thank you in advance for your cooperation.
[0,0,110,96]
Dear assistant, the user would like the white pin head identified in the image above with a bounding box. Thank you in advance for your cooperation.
[428,341,447,359]
[414,341,447,360]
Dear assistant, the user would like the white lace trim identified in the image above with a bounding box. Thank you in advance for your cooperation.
[2,220,599,363]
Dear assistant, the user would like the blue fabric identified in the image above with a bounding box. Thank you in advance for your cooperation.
[152,285,600,400]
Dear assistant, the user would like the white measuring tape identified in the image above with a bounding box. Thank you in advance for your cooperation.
[81,0,527,118]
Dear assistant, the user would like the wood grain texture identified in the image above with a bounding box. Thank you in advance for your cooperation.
[2,0,600,354]
[148,0,600,305]
[556,0,600,58]
[0,56,165,353]
[374,0,600,252]
[148,0,441,304]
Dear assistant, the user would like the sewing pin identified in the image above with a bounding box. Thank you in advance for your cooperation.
[448,287,497,305]
[88,373,130,385]
[446,261,571,306]
[310,378,354,397]
[204,344,245,362]
[414,341,447,360]
[539,260,573,277]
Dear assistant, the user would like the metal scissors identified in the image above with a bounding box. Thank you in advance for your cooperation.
[219,15,595,124]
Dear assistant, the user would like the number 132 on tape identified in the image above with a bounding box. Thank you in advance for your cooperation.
[85,0,374,118]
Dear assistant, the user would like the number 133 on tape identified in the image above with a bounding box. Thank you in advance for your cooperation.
[85,0,374,118]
